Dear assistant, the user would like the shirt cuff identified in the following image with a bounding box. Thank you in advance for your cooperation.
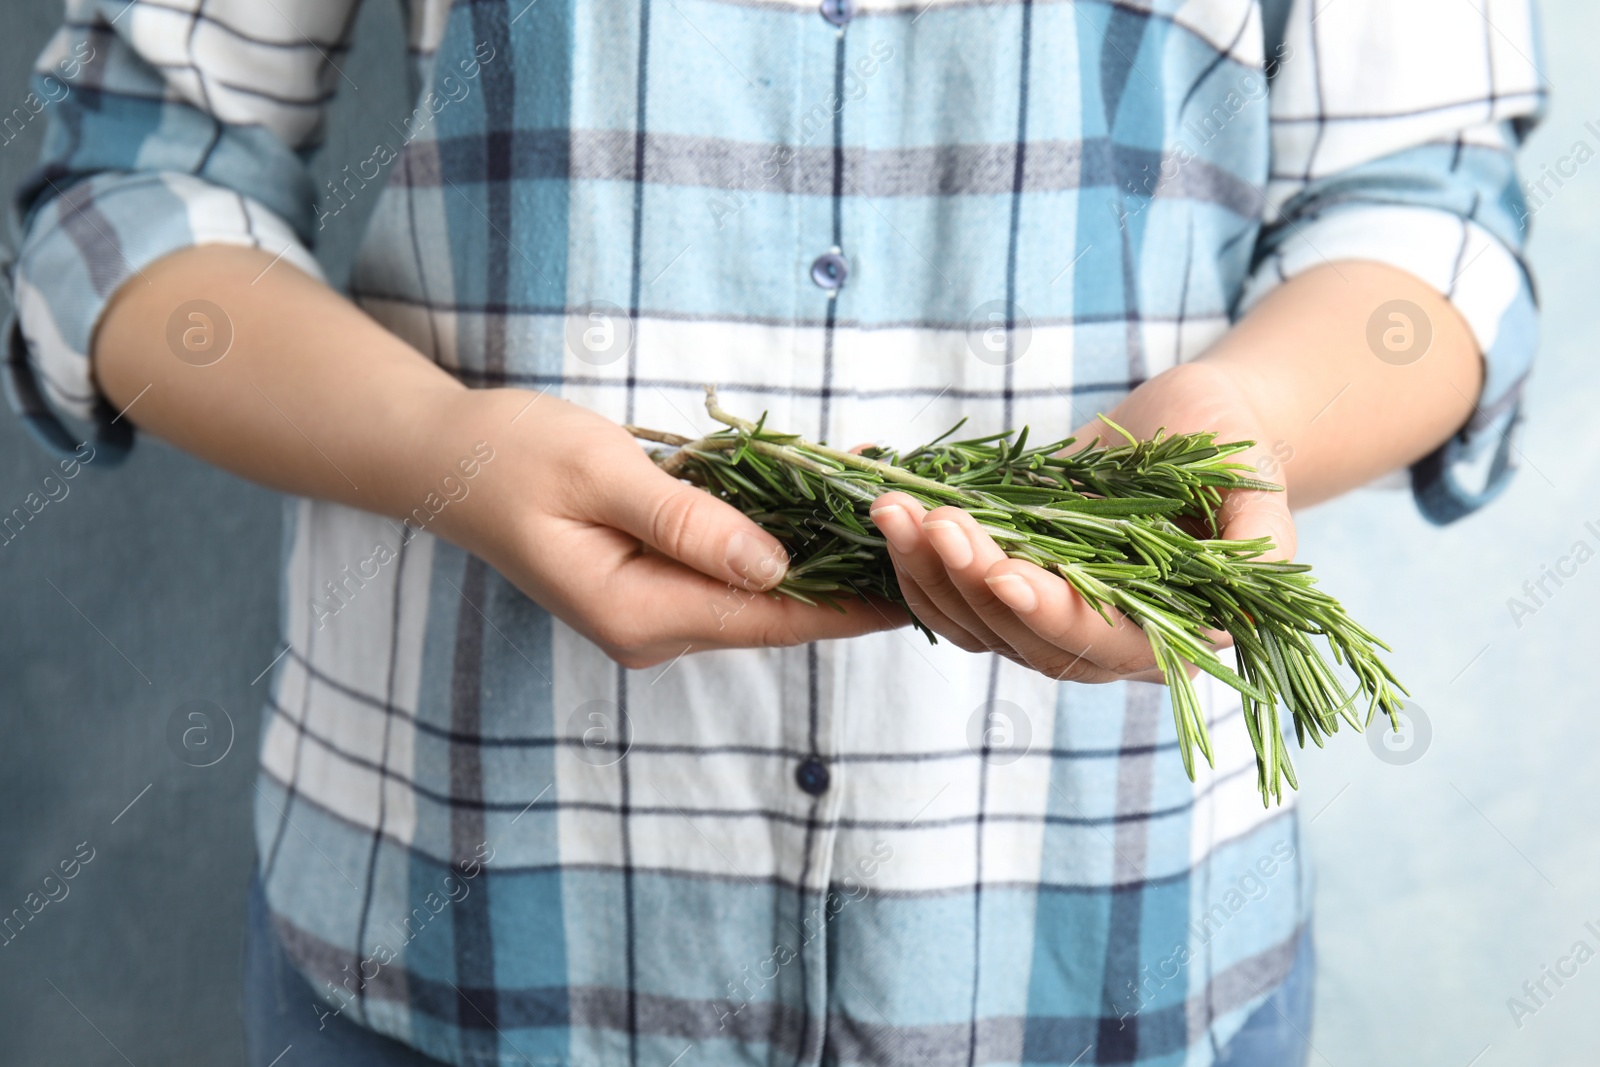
[1238,204,1537,525]
[7,171,323,458]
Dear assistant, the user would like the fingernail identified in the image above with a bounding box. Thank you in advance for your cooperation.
[726,532,788,588]
[922,519,974,569]
[985,574,1039,614]
[870,504,919,555]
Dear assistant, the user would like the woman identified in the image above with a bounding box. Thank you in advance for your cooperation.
[6,0,1542,1063]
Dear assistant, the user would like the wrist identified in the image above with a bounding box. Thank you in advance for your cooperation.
[1186,355,1294,493]
[376,383,515,553]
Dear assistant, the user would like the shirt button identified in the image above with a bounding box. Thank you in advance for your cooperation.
[819,0,854,26]
[810,251,849,291]
[795,757,831,796]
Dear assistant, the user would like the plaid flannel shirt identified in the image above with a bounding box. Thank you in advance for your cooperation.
[6,1,1543,1064]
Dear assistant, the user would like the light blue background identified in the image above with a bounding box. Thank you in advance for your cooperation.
[0,1,1594,1063]
[1292,4,1600,1063]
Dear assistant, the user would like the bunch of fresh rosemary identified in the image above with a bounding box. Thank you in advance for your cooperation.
[629,387,1406,805]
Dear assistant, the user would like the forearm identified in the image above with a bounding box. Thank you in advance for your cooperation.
[89,244,894,658]
[94,244,502,541]
[1199,260,1484,509]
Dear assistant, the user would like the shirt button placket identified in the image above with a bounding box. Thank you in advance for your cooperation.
[793,11,847,1058]
[810,0,851,300]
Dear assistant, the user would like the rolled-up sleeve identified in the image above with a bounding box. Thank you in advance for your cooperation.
[5,0,359,459]
[1240,0,1547,524]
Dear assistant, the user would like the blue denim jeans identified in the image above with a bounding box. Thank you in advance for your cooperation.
[243,869,1314,1067]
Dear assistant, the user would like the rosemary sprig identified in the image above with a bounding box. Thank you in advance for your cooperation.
[628,387,1407,806]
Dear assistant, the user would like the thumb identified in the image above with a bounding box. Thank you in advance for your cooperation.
[1218,486,1297,562]
[599,454,791,591]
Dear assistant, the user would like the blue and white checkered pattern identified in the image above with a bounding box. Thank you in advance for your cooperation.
[6,1,1544,1064]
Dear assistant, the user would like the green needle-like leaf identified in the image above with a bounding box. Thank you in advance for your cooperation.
[627,386,1409,806]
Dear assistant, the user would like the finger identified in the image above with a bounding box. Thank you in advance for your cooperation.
[869,492,1003,652]
[873,496,994,652]
[884,548,991,653]
[590,448,792,591]
[1217,487,1297,562]
[918,505,1158,677]
[557,526,910,663]
[870,500,1170,683]
[662,566,910,650]
[979,559,1228,684]
[1194,484,1291,653]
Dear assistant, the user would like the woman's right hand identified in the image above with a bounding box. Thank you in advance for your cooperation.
[94,245,904,669]
[432,389,907,668]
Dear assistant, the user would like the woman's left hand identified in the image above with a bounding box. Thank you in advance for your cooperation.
[867,359,1297,683]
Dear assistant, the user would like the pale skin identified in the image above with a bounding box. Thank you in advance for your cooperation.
[93,244,1480,676]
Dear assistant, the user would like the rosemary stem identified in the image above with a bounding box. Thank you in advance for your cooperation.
[626,386,1408,805]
